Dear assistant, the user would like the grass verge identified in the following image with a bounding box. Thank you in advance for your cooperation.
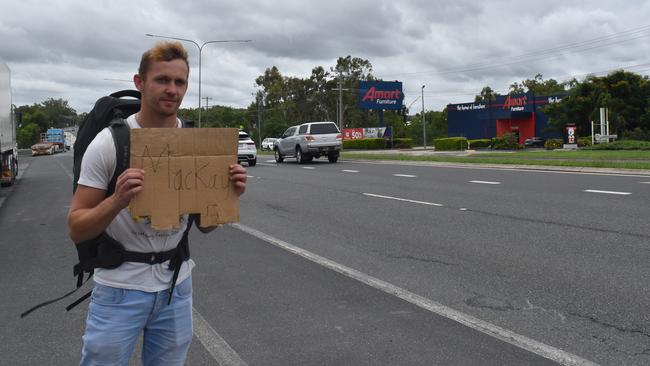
[341,150,650,170]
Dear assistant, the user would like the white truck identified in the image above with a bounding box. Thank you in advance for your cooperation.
[0,60,18,187]
[274,121,342,163]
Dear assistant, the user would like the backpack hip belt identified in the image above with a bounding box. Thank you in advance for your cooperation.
[73,232,190,283]
[68,229,191,311]
[21,226,191,318]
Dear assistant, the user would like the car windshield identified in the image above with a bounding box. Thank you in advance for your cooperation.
[310,123,339,134]
[239,133,250,140]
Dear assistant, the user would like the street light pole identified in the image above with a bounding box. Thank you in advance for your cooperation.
[421,85,426,149]
[407,96,421,111]
[146,34,251,127]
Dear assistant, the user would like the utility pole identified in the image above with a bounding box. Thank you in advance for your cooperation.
[256,91,263,147]
[421,85,426,149]
[335,73,348,134]
[203,96,212,127]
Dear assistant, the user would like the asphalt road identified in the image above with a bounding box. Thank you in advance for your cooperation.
[1,151,648,365]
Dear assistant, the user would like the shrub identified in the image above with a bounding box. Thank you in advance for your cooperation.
[544,139,564,150]
[621,128,650,141]
[584,140,650,150]
[392,138,413,149]
[433,137,468,151]
[491,133,521,150]
[468,139,492,149]
[343,138,386,149]
[577,137,592,147]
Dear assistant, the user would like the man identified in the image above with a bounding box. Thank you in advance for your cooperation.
[68,41,247,365]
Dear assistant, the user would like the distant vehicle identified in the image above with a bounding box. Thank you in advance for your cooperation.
[64,130,76,150]
[524,137,546,147]
[238,131,257,166]
[31,128,67,156]
[30,141,57,156]
[0,60,18,186]
[274,121,342,164]
[261,138,276,151]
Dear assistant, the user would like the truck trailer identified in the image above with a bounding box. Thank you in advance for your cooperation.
[0,60,18,186]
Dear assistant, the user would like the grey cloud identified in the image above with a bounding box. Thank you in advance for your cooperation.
[1,0,649,112]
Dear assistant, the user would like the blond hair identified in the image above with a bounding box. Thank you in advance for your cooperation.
[138,41,189,78]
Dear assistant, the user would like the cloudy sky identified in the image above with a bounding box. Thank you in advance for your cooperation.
[1,0,649,114]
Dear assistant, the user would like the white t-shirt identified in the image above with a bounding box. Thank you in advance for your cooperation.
[77,114,195,292]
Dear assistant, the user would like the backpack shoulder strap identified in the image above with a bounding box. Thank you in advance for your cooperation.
[107,119,130,196]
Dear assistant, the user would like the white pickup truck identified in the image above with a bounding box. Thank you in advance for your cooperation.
[274,121,342,163]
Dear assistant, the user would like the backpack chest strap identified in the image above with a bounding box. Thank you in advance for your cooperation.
[123,246,181,265]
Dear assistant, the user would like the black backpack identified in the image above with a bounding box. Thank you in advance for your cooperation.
[73,89,141,195]
[21,90,193,318]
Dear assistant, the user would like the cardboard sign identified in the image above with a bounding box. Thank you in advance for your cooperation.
[129,128,240,230]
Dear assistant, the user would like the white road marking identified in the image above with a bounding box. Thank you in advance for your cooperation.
[363,193,444,207]
[350,160,650,178]
[302,167,315,170]
[640,181,650,184]
[393,174,416,178]
[342,169,359,173]
[584,189,631,195]
[265,160,276,163]
[246,175,254,178]
[232,223,598,366]
[192,307,248,366]
[54,158,74,180]
[470,180,501,185]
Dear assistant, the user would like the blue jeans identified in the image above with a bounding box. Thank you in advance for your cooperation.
[80,276,193,366]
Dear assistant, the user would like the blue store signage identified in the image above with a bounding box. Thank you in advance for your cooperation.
[358,81,403,110]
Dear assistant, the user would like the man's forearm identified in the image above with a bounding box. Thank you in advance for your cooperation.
[68,195,123,243]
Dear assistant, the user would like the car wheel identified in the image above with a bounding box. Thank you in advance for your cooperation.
[328,153,339,163]
[274,148,284,163]
[296,147,305,164]
[248,158,257,167]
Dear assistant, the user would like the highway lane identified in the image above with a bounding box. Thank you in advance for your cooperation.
[0,153,563,365]
[1,152,647,365]
[244,157,649,365]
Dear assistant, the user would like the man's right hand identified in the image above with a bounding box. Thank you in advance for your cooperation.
[69,168,144,243]
[113,168,145,209]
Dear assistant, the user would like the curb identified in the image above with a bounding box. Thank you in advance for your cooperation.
[341,158,650,176]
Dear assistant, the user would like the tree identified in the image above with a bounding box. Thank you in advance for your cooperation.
[23,109,49,132]
[509,74,566,95]
[253,56,379,131]
[41,98,76,127]
[17,123,41,148]
[544,71,650,137]
[475,86,498,102]
[331,56,375,129]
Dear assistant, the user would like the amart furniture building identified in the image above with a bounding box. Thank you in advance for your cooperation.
[447,93,565,143]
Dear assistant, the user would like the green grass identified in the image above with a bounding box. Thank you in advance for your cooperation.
[341,149,650,170]
[258,148,650,169]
